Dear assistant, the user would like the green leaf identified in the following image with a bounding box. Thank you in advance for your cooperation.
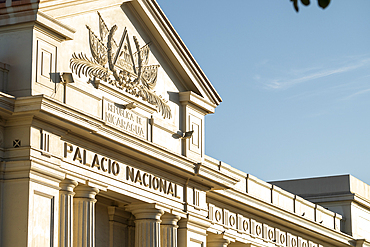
[291,0,299,12]
[301,0,310,6]
[318,0,330,9]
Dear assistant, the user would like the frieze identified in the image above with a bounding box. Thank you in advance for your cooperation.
[126,166,180,198]
[208,204,322,247]
[70,12,172,119]
[64,142,181,199]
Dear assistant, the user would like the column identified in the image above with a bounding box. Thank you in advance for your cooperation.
[126,204,164,247]
[160,213,181,247]
[73,185,99,247]
[59,179,78,247]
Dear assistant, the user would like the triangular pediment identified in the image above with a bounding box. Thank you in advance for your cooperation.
[39,0,221,112]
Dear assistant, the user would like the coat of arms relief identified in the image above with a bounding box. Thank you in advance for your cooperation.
[70,12,172,119]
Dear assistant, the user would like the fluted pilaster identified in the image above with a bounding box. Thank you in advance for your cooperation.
[73,185,99,247]
[128,215,135,247]
[59,179,78,247]
[161,213,181,247]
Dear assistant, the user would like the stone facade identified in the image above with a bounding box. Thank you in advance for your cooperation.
[0,0,369,247]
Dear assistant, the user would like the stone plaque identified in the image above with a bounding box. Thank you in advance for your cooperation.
[103,98,148,139]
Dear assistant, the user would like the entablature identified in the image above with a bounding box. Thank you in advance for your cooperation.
[2,95,237,192]
[207,189,350,247]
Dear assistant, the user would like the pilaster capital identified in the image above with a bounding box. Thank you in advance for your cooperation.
[126,203,164,220]
[59,179,78,192]
[74,184,99,199]
[178,213,212,230]
[207,236,230,247]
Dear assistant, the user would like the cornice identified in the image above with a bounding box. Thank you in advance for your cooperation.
[0,92,15,115]
[128,0,222,106]
[35,11,75,40]
[179,91,216,114]
[10,95,236,190]
[0,4,75,40]
[195,162,240,189]
[306,193,370,212]
[39,0,123,18]
[209,189,355,247]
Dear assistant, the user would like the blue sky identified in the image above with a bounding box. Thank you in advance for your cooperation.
[156,1,370,184]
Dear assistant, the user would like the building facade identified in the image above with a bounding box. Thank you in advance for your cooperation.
[0,0,369,247]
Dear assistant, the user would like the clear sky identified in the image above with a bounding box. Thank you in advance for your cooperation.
[156,0,370,184]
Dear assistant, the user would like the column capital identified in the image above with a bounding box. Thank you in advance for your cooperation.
[60,179,78,192]
[127,204,163,247]
[73,185,99,247]
[178,213,211,230]
[161,213,181,247]
[161,213,181,226]
[74,184,99,199]
[126,203,164,220]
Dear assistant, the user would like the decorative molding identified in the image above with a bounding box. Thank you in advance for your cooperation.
[35,11,75,40]
[210,189,352,247]
[179,91,216,114]
[8,95,247,193]
[208,203,323,247]
[70,12,171,119]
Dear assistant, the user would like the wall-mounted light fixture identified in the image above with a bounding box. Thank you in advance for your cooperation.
[173,130,194,139]
[182,130,194,139]
[123,102,136,110]
[60,72,74,84]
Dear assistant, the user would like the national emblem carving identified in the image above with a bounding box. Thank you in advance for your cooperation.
[70,12,171,119]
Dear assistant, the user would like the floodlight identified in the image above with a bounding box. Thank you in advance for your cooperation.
[182,130,194,139]
[60,72,74,84]
[173,130,194,139]
[123,102,137,110]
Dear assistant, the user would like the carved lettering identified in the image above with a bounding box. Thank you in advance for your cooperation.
[127,166,135,182]
[159,179,167,193]
[65,142,121,176]
[83,149,87,165]
[123,165,178,197]
[73,147,83,163]
[143,173,149,187]
[101,157,107,172]
[135,170,143,185]
[92,154,100,170]
[104,101,146,138]
[167,182,174,196]
[112,161,119,176]
[152,177,159,190]
[148,174,152,188]
[64,142,73,158]
[64,142,178,197]
[108,159,112,173]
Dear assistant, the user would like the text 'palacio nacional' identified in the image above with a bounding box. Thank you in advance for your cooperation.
[0,0,370,247]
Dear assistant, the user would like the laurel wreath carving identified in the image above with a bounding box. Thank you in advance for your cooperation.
[70,53,109,80]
